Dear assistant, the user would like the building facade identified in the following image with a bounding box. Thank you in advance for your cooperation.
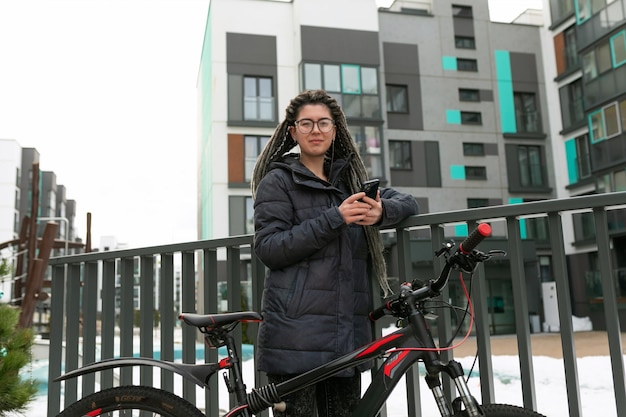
[197,0,554,332]
[547,0,626,328]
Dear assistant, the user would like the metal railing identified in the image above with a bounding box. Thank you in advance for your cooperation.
[46,192,626,417]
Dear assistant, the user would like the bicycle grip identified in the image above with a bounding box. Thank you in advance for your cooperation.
[458,223,491,254]
[369,300,393,321]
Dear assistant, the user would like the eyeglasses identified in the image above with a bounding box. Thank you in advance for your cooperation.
[294,118,335,134]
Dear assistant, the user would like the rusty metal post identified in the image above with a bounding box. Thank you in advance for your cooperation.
[18,221,58,328]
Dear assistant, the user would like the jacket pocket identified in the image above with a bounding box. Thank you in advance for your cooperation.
[286,261,309,319]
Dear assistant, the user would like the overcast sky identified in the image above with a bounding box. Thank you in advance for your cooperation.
[0,0,543,250]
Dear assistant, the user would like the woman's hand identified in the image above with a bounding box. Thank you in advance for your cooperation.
[339,191,382,225]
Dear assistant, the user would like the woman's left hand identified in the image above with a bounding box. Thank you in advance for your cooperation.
[356,190,382,226]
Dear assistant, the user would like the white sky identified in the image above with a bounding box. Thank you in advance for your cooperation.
[0,0,543,250]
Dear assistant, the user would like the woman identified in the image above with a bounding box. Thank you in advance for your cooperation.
[251,89,418,416]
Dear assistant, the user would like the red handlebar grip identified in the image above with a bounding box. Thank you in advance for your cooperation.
[459,223,491,254]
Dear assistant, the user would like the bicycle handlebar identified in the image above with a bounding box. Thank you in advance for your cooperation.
[369,223,492,322]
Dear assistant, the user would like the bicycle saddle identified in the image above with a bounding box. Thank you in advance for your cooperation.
[179,311,262,329]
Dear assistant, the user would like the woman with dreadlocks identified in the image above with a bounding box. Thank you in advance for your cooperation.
[251,89,418,417]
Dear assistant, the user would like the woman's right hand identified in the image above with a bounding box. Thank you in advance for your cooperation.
[339,193,372,224]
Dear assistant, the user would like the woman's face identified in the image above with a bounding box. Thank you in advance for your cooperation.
[289,104,336,159]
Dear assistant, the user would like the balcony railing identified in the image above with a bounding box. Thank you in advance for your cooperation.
[45,192,626,417]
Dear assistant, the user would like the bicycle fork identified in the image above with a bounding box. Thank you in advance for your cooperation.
[425,361,483,417]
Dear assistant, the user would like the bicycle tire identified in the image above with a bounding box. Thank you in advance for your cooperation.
[481,403,547,417]
[56,385,206,417]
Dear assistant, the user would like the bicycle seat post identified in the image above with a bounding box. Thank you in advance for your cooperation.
[221,332,248,406]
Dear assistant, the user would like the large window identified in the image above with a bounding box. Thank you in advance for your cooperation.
[305,62,382,175]
[564,25,579,71]
[303,63,380,119]
[386,85,408,113]
[244,76,273,121]
[518,145,544,187]
[244,135,270,182]
[389,140,412,169]
[514,92,541,133]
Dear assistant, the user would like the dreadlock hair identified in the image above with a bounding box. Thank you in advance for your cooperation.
[251,89,393,297]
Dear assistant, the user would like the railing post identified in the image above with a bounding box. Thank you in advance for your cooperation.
[47,264,66,417]
[594,207,626,417]
[548,211,582,417]
[506,217,536,410]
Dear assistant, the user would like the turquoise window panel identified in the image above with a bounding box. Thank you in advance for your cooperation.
[565,139,579,184]
[450,165,466,179]
[446,109,461,124]
[442,56,457,71]
[495,50,516,134]
[610,31,626,68]
[454,224,469,237]
[508,197,527,239]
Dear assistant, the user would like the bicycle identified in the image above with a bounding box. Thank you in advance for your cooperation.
[54,224,547,417]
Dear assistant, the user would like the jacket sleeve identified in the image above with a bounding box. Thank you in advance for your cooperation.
[377,187,419,227]
[253,171,346,270]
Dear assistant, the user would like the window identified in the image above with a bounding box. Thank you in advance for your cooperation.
[457,58,478,71]
[582,50,597,81]
[244,76,273,121]
[459,88,480,102]
[244,135,270,182]
[245,197,254,234]
[597,42,612,74]
[465,166,487,180]
[461,111,482,125]
[452,4,473,17]
[589,103,621,143]
[350,125,383,178]
[386,85,408,113]
[564,25,579,71]
[518,145,544,187]
[455,36,475,49]
[389,140,412,169]
[514,92,540,133]
[304,63,380,119]
[611,31,626,67]
[467,198,488,208]
[463,142,485,156]
[559,79,585,129]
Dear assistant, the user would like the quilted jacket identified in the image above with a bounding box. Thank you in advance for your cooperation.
[253,154,419,376]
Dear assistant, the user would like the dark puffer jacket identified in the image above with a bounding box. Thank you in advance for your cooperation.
[253,154,419,376]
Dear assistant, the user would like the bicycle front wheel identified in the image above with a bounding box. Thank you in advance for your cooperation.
[481,403,547,417]
[56,385,206,417]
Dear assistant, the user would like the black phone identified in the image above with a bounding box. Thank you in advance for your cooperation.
[360,179,380,200]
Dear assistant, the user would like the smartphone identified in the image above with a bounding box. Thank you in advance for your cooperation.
[360,179,380,200]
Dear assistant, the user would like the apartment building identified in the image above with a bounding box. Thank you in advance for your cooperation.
[197,0,553,332]
[547,0,626,327]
